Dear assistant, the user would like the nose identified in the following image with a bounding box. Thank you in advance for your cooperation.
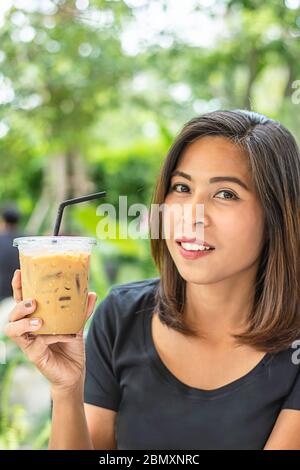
[175,198,202,238]
[182,191,213,236]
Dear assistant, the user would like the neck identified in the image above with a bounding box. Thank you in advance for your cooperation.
[184,264,258,346]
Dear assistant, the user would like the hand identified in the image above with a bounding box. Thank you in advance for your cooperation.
[4,269,97,396]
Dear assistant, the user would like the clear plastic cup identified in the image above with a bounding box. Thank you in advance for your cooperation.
[13,236,97,335]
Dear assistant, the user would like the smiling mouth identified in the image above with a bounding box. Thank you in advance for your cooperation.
[175,241,215,252]
[175,241,215,260]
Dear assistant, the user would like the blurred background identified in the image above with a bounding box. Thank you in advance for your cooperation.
[0,0,299,449]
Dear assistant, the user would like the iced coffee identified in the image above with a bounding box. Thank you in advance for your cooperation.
[13,236,96,334]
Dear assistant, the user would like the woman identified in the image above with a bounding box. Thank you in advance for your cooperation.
[4,109,300,450]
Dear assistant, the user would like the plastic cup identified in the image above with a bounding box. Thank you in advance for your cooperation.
[13,236,97,335]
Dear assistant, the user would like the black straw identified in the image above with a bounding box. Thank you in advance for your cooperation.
[53,191,106,236]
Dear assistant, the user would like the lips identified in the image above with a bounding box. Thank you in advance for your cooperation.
[175,238,215,249]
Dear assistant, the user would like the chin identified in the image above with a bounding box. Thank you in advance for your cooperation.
[175,266,214,285]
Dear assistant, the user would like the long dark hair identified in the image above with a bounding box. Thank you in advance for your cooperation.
[149,109,300,353]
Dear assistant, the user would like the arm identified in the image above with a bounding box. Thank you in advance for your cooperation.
[48,386,94,450]
[263,409,300,450]
[48,386,118,450]
[84,403,118,450]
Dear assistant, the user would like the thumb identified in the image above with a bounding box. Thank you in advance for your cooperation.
[86,292,98,321]
[77,292,97,337]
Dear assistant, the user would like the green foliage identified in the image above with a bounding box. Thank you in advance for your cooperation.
[0,344,35,450]
[0,0,300,449]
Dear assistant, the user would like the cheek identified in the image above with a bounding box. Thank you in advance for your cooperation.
[161,200,184,239]
[220,205,265,255]
[162,208,178,253]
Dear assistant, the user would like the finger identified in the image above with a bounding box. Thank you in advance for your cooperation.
[86,292,97,321]
[18,334,48,365]
[76,292,97,337]
[41,334,78,345]
[9,333,48,364]
[12,332,36,351]
[8,299,37,322]
[12,269,23,303]
[4,316,42,338]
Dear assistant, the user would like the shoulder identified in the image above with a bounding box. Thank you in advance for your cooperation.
[266,344,300,397]
[89,277,160,335]
[110,276,160,312]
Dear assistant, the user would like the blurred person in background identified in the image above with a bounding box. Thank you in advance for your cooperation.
[0,205,24,332]
[0,205,51,431]
[0,205,22,302]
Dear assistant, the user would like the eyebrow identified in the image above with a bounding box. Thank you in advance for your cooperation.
[170,170,250,191]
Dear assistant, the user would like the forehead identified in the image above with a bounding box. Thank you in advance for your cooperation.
[177,136,251,183]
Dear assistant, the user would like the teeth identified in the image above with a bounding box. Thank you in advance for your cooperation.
[181,242,211,251]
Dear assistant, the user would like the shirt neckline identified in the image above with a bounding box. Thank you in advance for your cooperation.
[143,307,273,399]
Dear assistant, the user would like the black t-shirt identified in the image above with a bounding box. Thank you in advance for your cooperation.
[84,277,300,450]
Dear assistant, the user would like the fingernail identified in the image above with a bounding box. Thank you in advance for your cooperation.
[30,318,40,327]
[25,299,33,308]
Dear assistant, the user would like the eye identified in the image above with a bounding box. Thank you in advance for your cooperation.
[170,183,190,193]
[215,190,239,201]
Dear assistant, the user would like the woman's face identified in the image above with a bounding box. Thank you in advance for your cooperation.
[163,135,266,284]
